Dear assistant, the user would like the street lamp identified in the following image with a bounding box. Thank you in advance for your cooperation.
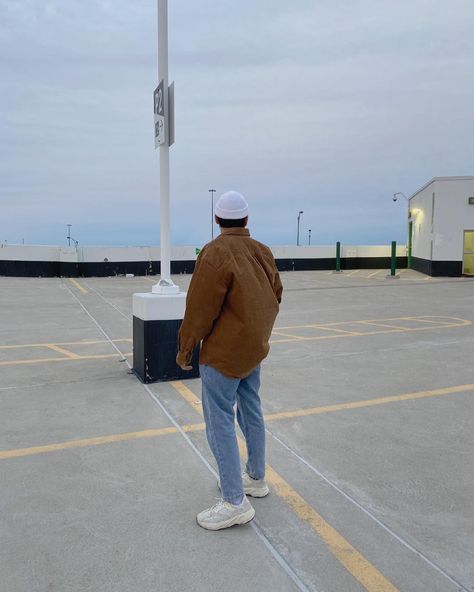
[67,224,72,247]
[308,229,312,246]
[297,211,304,246]
[392,191,412,269]
[393,192,409,203]
[209,189,216,239]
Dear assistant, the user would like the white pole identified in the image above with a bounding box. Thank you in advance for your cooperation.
[153,0,178,293]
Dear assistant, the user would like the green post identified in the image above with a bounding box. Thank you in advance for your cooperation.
[335,241,341,272]
[407,221,413,269]
[390,241,397,276]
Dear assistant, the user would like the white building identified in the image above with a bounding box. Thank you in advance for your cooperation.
[408,176,474,276]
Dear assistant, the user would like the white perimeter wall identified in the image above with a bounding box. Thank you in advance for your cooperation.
[410,185,435,260]
[410,178,474,261]
[432,179,474,261]
[0,244,406,263]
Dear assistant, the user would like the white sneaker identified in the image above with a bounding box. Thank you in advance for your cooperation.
[197,497,255,531]
[218,472,270,498]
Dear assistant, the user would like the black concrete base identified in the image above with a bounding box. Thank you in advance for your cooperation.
[133,316,200,383]
[411,258,463,277]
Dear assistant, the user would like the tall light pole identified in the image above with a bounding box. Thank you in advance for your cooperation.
[152,0,178,294]
[308,229,312,246]
[67,224,72,247]
[297,211,304,246]
[209,189,216,239]
[393,191,412,269]
[132,0,197,384]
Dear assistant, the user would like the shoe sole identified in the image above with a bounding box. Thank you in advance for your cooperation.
[244,486,269,498]
[197,507,256,531]
[217,480,270,498]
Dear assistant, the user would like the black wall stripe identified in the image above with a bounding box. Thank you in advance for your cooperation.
[0,257,412,277]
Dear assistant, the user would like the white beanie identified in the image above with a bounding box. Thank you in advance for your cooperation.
[215,191,249,220]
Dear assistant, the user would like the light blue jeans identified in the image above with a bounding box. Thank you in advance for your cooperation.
[200,364,265,505]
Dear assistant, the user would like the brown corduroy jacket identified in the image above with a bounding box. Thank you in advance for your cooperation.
[177,228,283,378]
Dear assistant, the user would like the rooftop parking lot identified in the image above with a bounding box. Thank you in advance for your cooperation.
[1,269,473,592]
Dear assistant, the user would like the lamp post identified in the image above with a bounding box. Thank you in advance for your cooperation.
[393,192,412,269]
[132,0,199,383]
[209,189,216,239]
[67,224,72,247]
[308,229,312,246]
[152,0,178,294]
[297,211,304,246]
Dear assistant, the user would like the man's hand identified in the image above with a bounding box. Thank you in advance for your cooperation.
[176,353,193,371]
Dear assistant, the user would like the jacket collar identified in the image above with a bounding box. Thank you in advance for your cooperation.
[220,228,250,237]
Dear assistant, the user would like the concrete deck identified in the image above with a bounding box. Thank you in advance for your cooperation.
[1,269,473,592]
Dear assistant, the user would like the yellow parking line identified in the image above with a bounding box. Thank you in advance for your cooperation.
[367,270,383,278]
[264,383,474,422]
[2,316,469,366]
[0,352,133,366]
[264,463,398,592]
[275,316,470,330]
[3,381,473,463]
[358,320,412,331]
[402,317,454,326]
[47,344,80,359]
[345,269,361,276]
[308,325,362,335]
[170,380,399,592]
[271,331,306,340]
[0,423,206,460]
[0,338,132,350]
[68,278,88,294]
[270,324,463,344]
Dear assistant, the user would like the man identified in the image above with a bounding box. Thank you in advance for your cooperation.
[176,190,283,531]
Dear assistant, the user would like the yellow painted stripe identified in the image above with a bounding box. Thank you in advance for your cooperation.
[264,383,474,422]
[172,379,202,407]
[47,344,80,359]
[263,463,398,592]
[170,380,399,592]
[0,338,132,350]
[68,278,88,294]
[3,383,472,461]
[0,352,133,366]
[308,325,361,335]
[271,331,306,340]
[274,316,471,331]
[358,320,412,331]
[269,328,409,344]
[270,321,471,345]
[367,269,383,278]
[0,422,206,460]
[403,317,453,326]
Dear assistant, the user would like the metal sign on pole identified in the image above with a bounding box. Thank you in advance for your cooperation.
[154,80,174,148]
[154,80,166,148]
[168,81,175,147]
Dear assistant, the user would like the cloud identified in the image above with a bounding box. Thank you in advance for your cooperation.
[1,0,473,247]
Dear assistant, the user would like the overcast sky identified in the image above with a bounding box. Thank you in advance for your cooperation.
[1,0,474,247]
